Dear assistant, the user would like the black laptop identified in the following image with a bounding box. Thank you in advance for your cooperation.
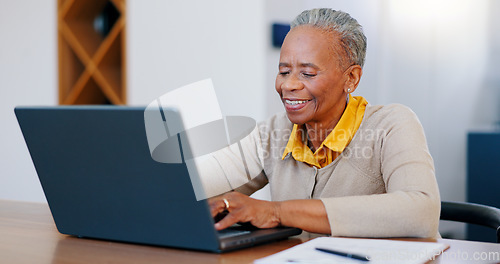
[15,106,301,252]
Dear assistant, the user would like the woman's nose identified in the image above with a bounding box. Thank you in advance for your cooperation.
[281,74,304,92]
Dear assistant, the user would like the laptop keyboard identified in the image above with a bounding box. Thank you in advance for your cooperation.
[217,229,251,239]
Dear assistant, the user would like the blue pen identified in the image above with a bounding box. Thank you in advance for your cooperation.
[315,247,370,262]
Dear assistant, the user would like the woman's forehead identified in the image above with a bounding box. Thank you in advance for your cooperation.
[279,26,339,66]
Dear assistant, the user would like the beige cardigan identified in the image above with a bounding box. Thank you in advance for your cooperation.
[199,104,441,238]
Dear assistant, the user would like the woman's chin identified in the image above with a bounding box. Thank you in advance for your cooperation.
[285,112,308,125]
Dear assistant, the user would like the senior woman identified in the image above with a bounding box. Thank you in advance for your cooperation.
[206,8,440,238]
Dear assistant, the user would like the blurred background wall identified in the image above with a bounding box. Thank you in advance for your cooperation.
[1,0,499,238]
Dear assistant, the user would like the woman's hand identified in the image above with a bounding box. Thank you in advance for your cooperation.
[208,192,281,230]
[208,192,332,234]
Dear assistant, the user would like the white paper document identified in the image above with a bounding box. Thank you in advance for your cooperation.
[255,237,449,264]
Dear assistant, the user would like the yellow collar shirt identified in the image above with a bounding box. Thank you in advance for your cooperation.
[282,95,368,168]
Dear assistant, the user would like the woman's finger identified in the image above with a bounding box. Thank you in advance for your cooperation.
[208,197,226,217]
[214,211,238,230]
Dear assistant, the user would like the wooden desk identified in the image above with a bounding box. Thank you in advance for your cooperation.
[1,200,499,264]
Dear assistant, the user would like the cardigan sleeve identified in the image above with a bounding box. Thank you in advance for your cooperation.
[195,125,268,198]
[320,105,441,238]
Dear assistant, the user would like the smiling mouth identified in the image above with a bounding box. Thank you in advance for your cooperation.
[285,99,312,105]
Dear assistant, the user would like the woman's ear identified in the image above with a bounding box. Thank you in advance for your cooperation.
[344,65,363,94]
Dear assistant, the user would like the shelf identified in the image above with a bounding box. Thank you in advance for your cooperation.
[58,35,85,103]
[58,0,126,105]
[73,77,111,105]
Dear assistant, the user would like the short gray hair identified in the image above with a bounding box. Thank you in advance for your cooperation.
[291,8,367,69]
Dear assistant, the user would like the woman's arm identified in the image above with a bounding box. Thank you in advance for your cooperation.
[319,105,441,238]
[209,192,331,234]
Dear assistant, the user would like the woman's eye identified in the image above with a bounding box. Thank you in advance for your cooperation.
[279,72,289,76]
[303,73,316,77]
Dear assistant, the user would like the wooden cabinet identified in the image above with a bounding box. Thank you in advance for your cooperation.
[57,0,126,105]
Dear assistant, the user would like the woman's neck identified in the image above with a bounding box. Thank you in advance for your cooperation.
[304,100,348,152]
[304,118,339,152]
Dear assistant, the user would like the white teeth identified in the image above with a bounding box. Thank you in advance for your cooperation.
[286,99,310,105]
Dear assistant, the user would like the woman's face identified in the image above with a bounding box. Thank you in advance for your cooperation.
[276,26,352,129]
